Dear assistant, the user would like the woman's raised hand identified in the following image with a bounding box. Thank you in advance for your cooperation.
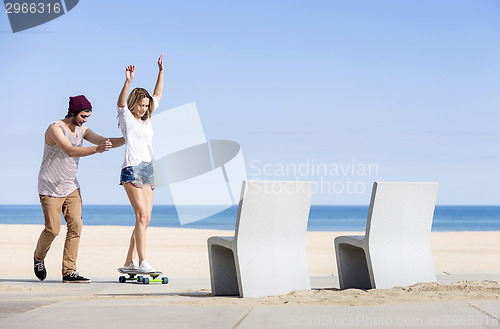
[158,54,164,72]
[126,65,135,82]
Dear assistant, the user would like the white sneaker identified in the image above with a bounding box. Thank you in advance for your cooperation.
[123,260,139,271]
[138,260,155,273]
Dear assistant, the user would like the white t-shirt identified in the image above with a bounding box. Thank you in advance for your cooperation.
[117,98,158,169]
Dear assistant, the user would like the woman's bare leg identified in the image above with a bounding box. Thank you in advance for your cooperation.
[123,183,154,264]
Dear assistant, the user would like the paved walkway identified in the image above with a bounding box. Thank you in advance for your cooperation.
[1,274,499,328]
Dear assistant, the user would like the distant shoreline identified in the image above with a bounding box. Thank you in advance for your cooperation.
[1,204,499,206]
[1,205,499,232]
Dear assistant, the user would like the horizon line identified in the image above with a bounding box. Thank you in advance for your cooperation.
[1,204,499,207]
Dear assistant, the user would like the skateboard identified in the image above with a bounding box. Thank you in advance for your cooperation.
[117,268,168,284]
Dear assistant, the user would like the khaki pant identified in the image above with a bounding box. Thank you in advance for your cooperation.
[34,189,83,276]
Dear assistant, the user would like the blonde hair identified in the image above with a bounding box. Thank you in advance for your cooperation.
[126,88,155,121]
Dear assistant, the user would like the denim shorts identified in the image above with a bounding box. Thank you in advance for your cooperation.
[120,161,155,189]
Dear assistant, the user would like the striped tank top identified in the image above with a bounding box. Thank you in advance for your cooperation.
[38,121,83,197]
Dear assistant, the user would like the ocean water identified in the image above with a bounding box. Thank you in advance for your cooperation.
[0,205,499,232]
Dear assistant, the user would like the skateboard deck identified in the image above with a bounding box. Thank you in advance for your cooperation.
[117,268,168,284]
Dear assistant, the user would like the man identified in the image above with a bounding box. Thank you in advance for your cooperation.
[34,95,124,283]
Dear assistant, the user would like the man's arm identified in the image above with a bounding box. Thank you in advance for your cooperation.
[47,124,110,157]
[84,127,125,148]
[118,65,135,108]
[152,54,164,102]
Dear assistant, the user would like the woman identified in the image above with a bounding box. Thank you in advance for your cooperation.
[117,54,164,272]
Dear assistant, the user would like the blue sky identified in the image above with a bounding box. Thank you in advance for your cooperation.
[0,0,499,205]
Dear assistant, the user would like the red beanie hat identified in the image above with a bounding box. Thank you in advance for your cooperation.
[68,95,92,115]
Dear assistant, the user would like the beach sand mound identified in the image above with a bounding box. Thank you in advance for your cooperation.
[260,280,500,306]
[98,280,500,306]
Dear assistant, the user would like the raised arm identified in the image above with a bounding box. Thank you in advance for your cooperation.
[117,65,135,108]
[46,124,111,158]
[83,127,125,148]
[152,54,164,102]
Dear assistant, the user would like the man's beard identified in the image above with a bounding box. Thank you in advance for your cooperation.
[71,116,81,126]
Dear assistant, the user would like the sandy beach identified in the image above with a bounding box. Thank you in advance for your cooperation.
[1,224,499,305]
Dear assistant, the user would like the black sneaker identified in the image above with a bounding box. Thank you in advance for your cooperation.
[62,271,91,283]
[34,257,47,281]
